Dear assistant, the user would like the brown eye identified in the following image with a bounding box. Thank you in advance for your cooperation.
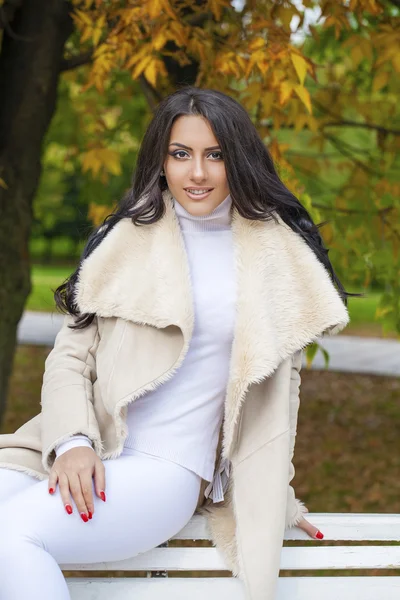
[169,150,188,159]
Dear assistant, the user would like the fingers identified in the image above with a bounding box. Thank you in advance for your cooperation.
[68,472,90,522]
[94,458,106,503]
[58,471,75,516]
[48,470,58,495]
[79,469,95,520]
[297,516,324,540]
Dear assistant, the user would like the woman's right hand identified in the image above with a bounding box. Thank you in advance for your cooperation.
[48,447,106,521]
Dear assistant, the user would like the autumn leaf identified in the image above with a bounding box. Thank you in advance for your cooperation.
[290,52,309,86]
[293,84,312,114]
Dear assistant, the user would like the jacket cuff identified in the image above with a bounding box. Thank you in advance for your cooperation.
[55,435,93,458]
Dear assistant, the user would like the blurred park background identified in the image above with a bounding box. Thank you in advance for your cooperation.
[0,0,399,546]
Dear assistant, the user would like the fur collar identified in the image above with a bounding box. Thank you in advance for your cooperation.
[75,188,349,457]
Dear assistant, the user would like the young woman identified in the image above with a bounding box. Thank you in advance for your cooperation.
[0,86,354,600]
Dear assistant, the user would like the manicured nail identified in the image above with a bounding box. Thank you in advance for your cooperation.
[100,491,106,502]
[315,530,324,539]
[88,510,93,519]
[81,513,89,522]
[65,504,73,515]
[49,488,54,494]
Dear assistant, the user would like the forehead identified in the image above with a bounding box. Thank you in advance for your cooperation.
[169,115,218,146]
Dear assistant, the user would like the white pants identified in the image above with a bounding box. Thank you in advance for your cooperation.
[0,448,202,600]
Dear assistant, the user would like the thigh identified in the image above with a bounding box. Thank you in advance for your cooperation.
[0,467,39,503]
[0,449,201,565]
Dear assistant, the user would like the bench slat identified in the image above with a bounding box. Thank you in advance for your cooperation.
[61,545,400,572]
[67,576,400,600]
[173,514,400,541]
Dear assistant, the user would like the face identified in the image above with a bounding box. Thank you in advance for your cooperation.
[163,115,230,216]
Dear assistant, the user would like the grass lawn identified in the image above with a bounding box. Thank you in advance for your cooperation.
[27,264,398,338]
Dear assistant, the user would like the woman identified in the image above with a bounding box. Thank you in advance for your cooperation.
[0,86,353,600]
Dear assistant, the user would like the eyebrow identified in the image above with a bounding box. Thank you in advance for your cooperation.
[169,142,221,151]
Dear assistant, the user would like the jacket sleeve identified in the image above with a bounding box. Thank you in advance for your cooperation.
[285,348,309,529]
[40,314,104,473]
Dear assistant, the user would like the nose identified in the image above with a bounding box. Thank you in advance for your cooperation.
[190,158,208,182]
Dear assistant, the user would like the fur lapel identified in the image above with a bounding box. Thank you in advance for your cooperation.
[75,188,349,458]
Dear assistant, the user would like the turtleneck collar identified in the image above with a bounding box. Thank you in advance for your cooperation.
[173,193,233,232]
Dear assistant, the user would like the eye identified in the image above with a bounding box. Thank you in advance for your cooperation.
[170,150,189,159]
[208,151,223,160]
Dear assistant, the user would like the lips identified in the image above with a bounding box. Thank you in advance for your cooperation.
[184,188,214,200]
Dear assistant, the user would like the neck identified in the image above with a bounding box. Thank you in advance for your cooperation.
[173,193,233,232]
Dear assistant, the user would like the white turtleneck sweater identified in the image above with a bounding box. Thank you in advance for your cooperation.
[55,192,236,501]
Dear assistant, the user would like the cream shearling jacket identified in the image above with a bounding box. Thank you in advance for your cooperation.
[0,188,349,599]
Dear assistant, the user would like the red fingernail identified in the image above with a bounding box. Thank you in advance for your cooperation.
[315,530,324,539]
[81,513,89,522]
[88,510,93,519]
[65,504,73,515]
[100,491,106,502]
[49,488,54,494]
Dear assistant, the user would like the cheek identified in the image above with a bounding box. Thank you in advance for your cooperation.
[214,165,228,185]
[164,160,186,182]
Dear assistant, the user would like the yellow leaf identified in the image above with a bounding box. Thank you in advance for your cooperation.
[248,37,265,51]
[161,0,177,20]
[92,26,102,46]
[74,9,93,26]
[168,21,188,46]
[81,148,121,178]
[294,113,308,132]
[290,53,308,85]
[144,60,158,87]
[208,0,227,21]
[279,81,294,105]
[126,45,150,69]
[88,202,115,227]
[294,84,312,114]
[147,0,163,19]
[307,115,319,133]
[372,70,389,92]
[153,30,168,51]
[261,92,274,114]
[0,177,8,189]
[132,55,153,79]
[81,26,93,44]
[101,149,122,176]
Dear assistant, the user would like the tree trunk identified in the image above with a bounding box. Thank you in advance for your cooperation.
[0,1,73,426]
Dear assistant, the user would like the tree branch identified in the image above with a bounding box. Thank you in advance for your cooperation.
[324,133,381,177]
[323,120,400,136]
[312,97,400,136]
[138,74,163,112]
[60,50,93,72]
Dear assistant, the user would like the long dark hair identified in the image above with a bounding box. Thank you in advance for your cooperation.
[55,85,363,329]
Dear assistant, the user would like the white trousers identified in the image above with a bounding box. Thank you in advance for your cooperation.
[0,448,202,600]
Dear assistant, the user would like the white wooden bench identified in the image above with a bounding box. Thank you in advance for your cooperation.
[63,513,400,599]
